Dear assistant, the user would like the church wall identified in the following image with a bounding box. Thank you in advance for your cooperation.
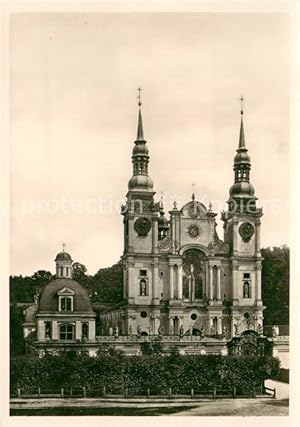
[218,261,232,301]
[180,219,215,248]
[236,220,256,256]
[131,227,153,253]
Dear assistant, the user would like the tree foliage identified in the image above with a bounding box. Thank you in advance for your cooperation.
[9,246,289,326]
[10,304,25,356]
[10,261,123,304]
[11,352,280,394]
[262,246,289,325]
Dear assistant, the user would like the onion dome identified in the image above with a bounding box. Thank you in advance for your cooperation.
[128,174,154,190]
[229,181,255,198]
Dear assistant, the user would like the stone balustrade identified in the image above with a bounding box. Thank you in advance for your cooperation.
[95,334,227,343]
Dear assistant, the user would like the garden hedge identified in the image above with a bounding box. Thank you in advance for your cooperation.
[11,351,280,394]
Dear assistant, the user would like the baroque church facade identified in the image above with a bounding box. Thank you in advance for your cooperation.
[98,101,264,342]
[25,100,267,356]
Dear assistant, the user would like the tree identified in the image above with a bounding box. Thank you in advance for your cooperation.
[262,246,289,325]
[31,270,53,284]
[72,262,88,285]
[10,304,25,356]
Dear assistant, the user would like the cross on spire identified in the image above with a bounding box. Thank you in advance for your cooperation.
[62,242,66,252]
[192,183,195,201]
[137,87,142,107]
[240,96,244,115]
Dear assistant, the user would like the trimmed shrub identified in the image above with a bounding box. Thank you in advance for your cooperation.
[11,353,280,395]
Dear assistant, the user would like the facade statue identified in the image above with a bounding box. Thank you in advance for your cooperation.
[158,325,163,336]
[179,324,184,337]
[114,325,119,338]
[108,326,113,336]
[234,322,240,336]
[137,324,142,337]
[257,324,264,335]
[200,326,205,338]
[272,325,279,337]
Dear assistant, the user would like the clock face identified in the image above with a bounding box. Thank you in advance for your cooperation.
[187,223,201,239]
[239,222,254,242]
[134,217,152,236]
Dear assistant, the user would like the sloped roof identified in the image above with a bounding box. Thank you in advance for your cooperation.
[38,278,94,314]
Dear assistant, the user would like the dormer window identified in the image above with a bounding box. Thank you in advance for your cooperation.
[60,297,72,311]
[57,287,75,312]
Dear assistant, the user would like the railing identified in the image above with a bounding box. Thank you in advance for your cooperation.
[264,386,276,398]
[11,384,272,400]
[95,334,226,343]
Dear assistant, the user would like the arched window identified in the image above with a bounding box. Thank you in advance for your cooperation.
[195,275,203,299]
[59,324,74,341]
[182,249,206,300]
[183,275,190,299]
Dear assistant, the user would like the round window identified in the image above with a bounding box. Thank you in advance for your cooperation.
[191,313,197,320]
[244,312,250,319]
[141,311,147,318]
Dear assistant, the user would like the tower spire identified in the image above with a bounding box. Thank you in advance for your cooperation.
[137,87,144,141]
[238,97,246,149]
[228,98,256,211]
[127,89,154,193]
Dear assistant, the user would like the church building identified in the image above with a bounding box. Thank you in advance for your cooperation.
[24,98,268,356]
[98,98,264,343]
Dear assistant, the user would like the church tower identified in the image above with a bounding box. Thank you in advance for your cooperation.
[121,91,162,335]
[221,100,264,335]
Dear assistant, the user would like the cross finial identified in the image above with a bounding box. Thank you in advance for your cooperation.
[137,87,142,107]
[240,96,244,115]
[209,201,213,211]
[62,242,66,252]
[192,183,195,202]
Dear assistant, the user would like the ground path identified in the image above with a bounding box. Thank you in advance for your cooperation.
[10,380,288,416]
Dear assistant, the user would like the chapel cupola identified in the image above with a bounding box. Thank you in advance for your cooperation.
[128,89,154,192]
[229,98,257,212]
[55,244,73,279]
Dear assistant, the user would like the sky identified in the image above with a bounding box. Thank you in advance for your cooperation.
[10,12,289,276]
